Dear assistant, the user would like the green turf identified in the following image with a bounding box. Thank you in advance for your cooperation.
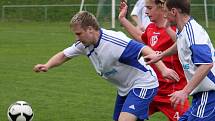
[0,21,215,121]
[0,22,115,121]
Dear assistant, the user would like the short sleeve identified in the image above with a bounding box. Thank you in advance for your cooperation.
[63,41,85,58]
[119,40,145,64]
[190,44,213,64]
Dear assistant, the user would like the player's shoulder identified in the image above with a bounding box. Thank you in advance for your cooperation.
[185,17,203,32]
[184,17,207,37]
[101,28,131,41]
[101,28,124,35]
[147,23,156,28]
[71,40,89,50]
[145,23,159,31]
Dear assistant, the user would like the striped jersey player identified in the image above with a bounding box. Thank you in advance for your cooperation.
[144,0,215,120]
[33,11,179,121]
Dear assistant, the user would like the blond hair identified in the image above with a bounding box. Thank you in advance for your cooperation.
[145,0,166,8]
[70,11,99,30]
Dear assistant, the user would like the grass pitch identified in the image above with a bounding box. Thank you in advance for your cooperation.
[0,22,114,121]
[0,21,214,121]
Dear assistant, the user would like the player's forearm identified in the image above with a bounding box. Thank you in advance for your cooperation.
[45,51,69,69]
[154,61,166,72]
[160,43,177,58]
[183,64,213,95]
[119,17,142,42]
[142,46,166,70]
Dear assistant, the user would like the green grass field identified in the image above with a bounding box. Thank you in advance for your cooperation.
[0,21,214,121]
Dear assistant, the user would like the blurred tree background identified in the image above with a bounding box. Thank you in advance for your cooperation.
[0,0,214,27]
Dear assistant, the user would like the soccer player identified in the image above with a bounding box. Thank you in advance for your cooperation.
[33,11,179,121]
[130,0,151,31]
[144,0,215,120]
[119,0,189,121]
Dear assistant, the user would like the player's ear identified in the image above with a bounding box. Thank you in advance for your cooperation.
[171,8,178,16]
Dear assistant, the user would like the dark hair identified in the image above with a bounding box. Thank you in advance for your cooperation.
[165,0,190,15]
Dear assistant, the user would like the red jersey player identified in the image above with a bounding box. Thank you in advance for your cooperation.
[119,0,190,121]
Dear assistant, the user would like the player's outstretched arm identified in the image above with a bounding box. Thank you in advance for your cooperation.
[118,1,142,42]
[141,46,179,82]
[33,51,70,73]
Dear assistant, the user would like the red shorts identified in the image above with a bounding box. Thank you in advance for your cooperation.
[149,95,190,121]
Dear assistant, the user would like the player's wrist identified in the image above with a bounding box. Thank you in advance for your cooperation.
[156,51,164,60]
[118,16,126,22]
[44,64,51,70]
[182,88,191,96]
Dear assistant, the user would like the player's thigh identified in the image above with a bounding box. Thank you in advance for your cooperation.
[182,90,215,121]
[121,88,158,120]
[179,107,215,121]
[159,104,184,121]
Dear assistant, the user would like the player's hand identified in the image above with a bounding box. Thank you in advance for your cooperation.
[33,64,48,72]
[118,0,128,20]
[162,67,180,82]
[144,51,162,65]
[169,90,188,109]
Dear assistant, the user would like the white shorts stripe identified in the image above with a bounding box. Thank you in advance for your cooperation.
[139,88,147,99]
[197,92,208,117]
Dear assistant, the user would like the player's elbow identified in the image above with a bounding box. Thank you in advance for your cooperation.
[208,63,214,69]
[204,63,214,70]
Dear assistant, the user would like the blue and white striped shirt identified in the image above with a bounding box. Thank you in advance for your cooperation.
[176,17,215,95]
[63,28,158,96]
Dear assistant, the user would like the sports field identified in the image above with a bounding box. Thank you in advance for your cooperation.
[0,21,214,121]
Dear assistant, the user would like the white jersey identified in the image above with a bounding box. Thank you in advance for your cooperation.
[64,28,158,96]
[130,0,150,29]
[176,17,215,95]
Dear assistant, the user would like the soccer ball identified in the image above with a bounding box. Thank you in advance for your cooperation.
[7,101,34,121]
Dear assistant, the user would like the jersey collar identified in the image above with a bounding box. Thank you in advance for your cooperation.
[176,16,193,36]
[94,28,103,48]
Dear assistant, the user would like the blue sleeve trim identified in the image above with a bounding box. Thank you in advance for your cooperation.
[119,40,148,72]
[207,71,215,83]
[190,44,213,64]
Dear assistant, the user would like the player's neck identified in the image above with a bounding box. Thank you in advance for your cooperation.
[156,18,167,28]
[93,30,100,45]
[177,14,190,32]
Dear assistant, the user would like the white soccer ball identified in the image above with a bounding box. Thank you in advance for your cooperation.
[7,101,34,121]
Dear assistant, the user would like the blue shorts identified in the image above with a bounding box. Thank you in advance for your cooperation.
[179,90,215,121]
[113,88,158,121]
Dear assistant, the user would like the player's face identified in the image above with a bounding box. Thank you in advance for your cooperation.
[145,0,163,23]
[164,4,176,22]
[71,25,95,46]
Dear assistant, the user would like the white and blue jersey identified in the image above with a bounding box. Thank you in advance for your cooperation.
[64,28,158,96]
[176,17,215,95]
